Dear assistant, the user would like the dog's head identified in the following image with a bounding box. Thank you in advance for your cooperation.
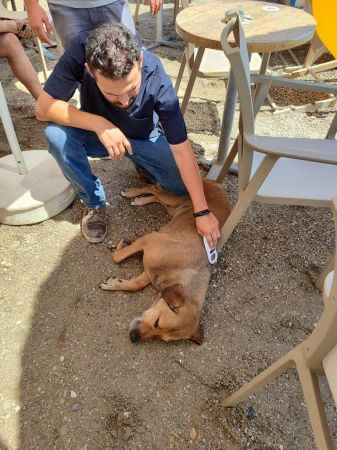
[129,284,203,344]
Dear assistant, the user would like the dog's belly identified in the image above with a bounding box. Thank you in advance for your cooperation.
[142,234,207,292]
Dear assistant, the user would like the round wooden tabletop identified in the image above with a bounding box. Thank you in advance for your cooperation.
[176,1,316,53]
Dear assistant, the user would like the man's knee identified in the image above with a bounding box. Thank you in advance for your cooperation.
[44,124,67,153]
[44,123,83,163]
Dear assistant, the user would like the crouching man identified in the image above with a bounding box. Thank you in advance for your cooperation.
[36,23,220,246]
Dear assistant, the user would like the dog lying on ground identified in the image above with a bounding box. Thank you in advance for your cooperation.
[100,180,231,344]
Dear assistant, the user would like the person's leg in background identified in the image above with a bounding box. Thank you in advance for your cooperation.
[90,0,136,37]
[0,32,42,99]
[44,123,110,243]
[48,0,137,49]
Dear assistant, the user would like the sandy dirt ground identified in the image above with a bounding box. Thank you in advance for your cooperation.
[0,1,337,449]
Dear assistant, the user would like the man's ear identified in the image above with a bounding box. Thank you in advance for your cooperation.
[189,325,204,345]
[161,284,186,313]
[139,51,144,69]
[85,62,95,79]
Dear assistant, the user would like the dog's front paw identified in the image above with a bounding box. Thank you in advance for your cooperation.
[100,277,125,291]
[112,239,131,263]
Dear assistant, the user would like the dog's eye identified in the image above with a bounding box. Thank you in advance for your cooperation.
[154,318,160,328]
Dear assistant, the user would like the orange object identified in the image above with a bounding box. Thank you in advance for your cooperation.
[311,0,337,58]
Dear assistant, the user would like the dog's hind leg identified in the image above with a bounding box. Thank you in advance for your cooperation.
[121,185,159,199]
[112,236,147,263]
[131,196,157,206]
[100,272,150,292]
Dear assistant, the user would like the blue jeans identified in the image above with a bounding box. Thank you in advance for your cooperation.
[44,124,187,208]
[48,0,137,49]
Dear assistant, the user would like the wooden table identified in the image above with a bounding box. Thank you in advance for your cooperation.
[175,1,316,180]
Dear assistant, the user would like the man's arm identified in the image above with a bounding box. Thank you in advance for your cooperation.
[24,0,53,44]
[170,139,220,248]
[37,91,105,132]
[152,58,220,247]
[36,91,131,159]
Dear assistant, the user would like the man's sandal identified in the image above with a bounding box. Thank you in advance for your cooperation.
[16,21,34,40]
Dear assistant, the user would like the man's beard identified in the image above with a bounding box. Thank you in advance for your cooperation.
[112,96,137,110]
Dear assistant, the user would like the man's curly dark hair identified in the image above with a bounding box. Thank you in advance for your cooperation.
[85,23,141,79]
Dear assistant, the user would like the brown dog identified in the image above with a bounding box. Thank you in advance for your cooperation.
[100,180,231,344]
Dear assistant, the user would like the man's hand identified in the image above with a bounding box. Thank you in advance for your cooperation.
[195,212,220,249]
[96,122,132,160]
[144,0,163,15]
[26,1,53,44]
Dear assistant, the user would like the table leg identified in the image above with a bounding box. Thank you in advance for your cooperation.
[207,53,271,182]
[253,53,271,113]
[180,46,205,115]
[175,50,187,94]
[207,68,237,180]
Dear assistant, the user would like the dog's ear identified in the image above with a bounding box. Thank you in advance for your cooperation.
[162,284,186,313]
[189,325,204,345]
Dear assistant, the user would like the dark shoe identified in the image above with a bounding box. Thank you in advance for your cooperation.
[81,207,107,243]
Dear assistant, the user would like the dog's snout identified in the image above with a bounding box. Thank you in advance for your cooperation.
[129,328,141,343]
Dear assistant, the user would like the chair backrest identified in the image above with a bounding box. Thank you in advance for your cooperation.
[221,11,256,191]
[311,0,337,59]
[220,11,255,136]
[304,198,337,370]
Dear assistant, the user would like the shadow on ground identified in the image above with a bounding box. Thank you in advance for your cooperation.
[1,157,336,449]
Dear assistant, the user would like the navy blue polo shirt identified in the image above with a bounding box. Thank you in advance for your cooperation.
[44,36,188,145]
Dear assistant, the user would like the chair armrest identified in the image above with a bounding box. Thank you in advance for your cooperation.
[245,134,337,164]
[251,74,337,95]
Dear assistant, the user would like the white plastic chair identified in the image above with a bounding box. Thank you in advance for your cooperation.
[218,11,337,247]
[0,82,75,225]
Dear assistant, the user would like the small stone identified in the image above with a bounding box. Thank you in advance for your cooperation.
[122,427,133,441]
[246,406,257,420]
[59,424,67,436]
[60,355,65,362]
[190,428,197,440]
[70,390,77,398]
[71,403,81,412]
[1,261,11,268]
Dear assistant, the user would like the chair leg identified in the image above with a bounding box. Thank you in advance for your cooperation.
[224,352,294,407]
[297,362,334,450]
[326,111,337,139]
[211,138,239,182]
[216,70,237,164]
[134,0,141,24]
[0,82,28,174]
[219,154,277,248]
[35,38,48,81]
